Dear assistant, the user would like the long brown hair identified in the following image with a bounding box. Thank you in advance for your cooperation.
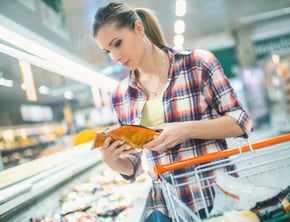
[92,2,166,47]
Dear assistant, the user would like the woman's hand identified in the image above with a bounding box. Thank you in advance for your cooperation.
[143,117,246,152]
[100,137,133,166]
[143,122,192,152]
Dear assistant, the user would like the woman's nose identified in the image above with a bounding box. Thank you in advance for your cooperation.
[110,51,121,63]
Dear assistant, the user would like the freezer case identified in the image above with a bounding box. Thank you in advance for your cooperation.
[0,142,151,222]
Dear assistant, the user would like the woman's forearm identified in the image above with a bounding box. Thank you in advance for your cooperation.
[187,116,245,139]
[107,156,135,177]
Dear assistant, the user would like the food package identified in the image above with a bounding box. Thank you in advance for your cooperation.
[204,210,260,222]
[215,173,280,210]
[92,124,161,149]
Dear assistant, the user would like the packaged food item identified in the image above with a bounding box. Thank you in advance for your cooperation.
[204,210,260,222]
[250,185,290,221]
[215,173,280,210]
[64,211,99,222]
[92,124,161,149]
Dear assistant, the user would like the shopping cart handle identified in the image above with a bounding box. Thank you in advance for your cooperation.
[154,133,290,178]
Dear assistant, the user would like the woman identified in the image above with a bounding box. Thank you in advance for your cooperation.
[92,2,253,221]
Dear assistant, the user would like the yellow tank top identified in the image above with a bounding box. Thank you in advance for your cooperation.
[141,94,164,128]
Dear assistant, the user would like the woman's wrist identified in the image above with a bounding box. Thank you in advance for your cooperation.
[109,156,135,177]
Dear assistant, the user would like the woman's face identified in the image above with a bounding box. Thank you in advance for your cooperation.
[94,21,145,70]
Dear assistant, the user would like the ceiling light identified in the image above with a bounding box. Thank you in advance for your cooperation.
[174,34,184,48]
[0,77,14,87]
[21,82,26,90]
[0,43,97,96]
[174,20,185,34]
[175,0,187,17]
[19,60,38,101]
[0,43,65,74]
[64,90,74,100]
[39,85,50,95]
[0,14,119,92]
[272,54,280,64]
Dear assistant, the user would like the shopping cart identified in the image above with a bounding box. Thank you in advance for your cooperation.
[154,133,290,222]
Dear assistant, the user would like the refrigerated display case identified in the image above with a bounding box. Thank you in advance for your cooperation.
[0,141,151,222]
[0,123,66,170]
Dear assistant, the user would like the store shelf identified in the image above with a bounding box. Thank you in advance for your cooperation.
[0,122,66,170]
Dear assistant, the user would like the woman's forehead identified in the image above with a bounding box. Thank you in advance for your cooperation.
[95,23,131,47]
[97,22,130,38]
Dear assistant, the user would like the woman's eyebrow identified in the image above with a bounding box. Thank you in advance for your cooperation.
[109,37,118,47]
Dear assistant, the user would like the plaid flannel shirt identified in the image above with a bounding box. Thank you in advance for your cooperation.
[111,46,253,218]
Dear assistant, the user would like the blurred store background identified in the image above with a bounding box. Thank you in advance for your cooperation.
[0,1,290,221]
[0,0,290,170]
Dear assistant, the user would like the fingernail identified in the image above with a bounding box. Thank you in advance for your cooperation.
[119,141,125,145]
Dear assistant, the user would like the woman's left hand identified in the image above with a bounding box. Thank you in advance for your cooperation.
[143,122,192,152]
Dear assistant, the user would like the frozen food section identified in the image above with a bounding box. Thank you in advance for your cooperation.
[0,142,151,222]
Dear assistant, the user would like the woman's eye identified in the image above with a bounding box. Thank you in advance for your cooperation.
[114,39,121,47]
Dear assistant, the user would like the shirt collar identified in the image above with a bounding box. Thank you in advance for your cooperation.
[127,45,192,88]
[162,45,191,65]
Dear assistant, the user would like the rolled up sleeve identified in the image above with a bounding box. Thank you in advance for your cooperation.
[202,51,254,138]
[120,151,144,182]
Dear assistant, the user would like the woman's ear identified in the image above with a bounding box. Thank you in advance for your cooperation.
[134,21,144,35]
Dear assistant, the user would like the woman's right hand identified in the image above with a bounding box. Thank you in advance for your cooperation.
[100,137,132,166]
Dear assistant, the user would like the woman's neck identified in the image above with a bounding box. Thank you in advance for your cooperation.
[137,44,166,75]
[135,44,169,98]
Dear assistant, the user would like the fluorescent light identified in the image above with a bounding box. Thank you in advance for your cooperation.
[0,77,14,87]
[174,20,185,34]
[21,82,26,90]
[272,54,280,64]
[174,34,184,48]
[0,14,119,92]
[0,43,66,75]
[39,85,50,95]
[0,43,104,95]
[19,60,38,101]
[64,90,74,100]
[175,0,187,17]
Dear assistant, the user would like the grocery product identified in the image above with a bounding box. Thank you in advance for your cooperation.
[215,172,280,210]
[250,185,290,221]
[30,165,148,222]
[92,124,161,149]
[204,210,260,222]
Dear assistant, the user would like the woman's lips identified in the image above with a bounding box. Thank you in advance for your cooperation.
[122,60,130,67]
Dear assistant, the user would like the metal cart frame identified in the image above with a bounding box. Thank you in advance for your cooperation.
[154,133,290,222]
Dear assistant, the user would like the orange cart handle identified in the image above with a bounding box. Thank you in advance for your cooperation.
[154,133,290,178]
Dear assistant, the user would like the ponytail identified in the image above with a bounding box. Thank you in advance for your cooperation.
[136,8,166,47]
